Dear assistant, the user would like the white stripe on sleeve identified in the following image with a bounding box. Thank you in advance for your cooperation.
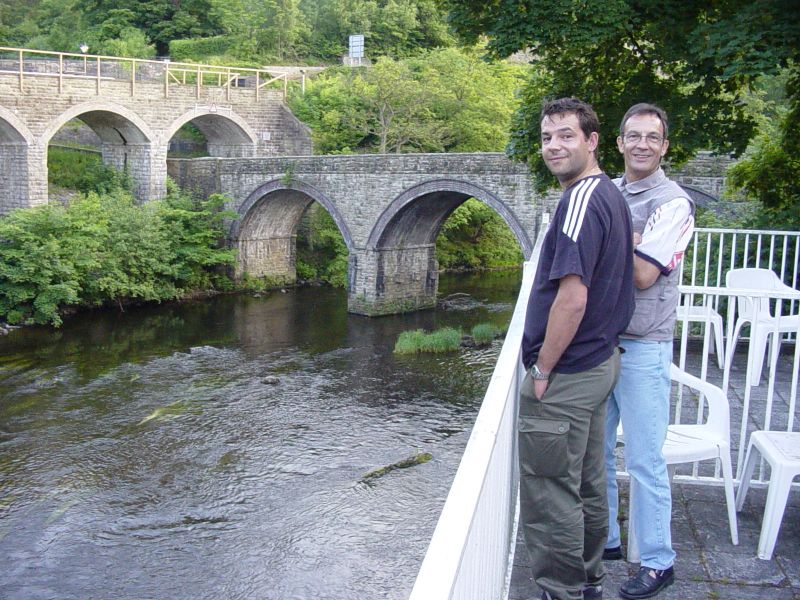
[562,177,599,241]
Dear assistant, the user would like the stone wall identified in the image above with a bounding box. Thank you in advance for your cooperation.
[669,151,735,199]
[0,143,29,212]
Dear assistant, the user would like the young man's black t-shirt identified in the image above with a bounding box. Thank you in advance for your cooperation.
[522,174,635,373]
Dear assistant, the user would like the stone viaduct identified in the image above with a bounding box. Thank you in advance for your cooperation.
[0,50,732,315]
[0,53,310,211]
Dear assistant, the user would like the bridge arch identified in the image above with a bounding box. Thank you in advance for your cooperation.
[0,107,35,144]
[349,179,533,316]
[367,179,533,258]
[41,100,156,146]
[232,178,353,282]
[167,108,258,158]
[0,107,37,213]
[40,101,160,202]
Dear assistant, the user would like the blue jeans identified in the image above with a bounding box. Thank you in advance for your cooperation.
[604,339,676,570]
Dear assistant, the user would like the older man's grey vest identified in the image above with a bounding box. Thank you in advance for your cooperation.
[614,172,695,341]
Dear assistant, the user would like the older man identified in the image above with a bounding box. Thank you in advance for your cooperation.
[519,97,634,600]
[603,103,695,600]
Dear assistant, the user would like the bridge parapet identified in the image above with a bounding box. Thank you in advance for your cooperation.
[0,47,302,101]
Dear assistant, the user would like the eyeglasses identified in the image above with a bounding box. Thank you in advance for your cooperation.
[622,132,664,145]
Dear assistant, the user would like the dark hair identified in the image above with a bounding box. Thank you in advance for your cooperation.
[619,103,669,139]
[540,97,600,140]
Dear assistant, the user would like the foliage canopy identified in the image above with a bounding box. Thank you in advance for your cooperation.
[442,0,800,188]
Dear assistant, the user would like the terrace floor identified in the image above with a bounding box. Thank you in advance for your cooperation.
[509,343,800,600]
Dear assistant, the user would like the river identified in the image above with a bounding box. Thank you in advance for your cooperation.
[0,270,521,600]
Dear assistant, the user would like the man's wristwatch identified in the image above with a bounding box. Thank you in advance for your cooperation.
[530,364,550,380]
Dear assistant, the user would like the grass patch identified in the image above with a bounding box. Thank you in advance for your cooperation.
[471,322,503,345]
[393,327,462,354]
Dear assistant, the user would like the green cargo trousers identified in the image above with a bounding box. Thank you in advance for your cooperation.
[518,350,621,600]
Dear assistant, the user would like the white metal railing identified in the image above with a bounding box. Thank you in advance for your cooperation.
[682,227,800,337]
[408,225,546,600]
[676,227,800,481]
[676,284,800,482]
[411,225,800,600]
[683,228,800,289]
[0,46,296,101]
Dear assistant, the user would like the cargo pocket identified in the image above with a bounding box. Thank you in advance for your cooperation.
[518,417,570,477]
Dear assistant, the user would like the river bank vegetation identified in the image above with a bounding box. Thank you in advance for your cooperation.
[0,179,235,326]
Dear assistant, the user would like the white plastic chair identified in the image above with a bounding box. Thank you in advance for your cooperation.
[676,301,725,368]
[735,431,800,560]
[627,365,739,562]
[725,268,800,385]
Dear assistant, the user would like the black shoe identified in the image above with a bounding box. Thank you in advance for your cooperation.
[602,545,623,560]
[583,582,603,599]
[619,566,674,599]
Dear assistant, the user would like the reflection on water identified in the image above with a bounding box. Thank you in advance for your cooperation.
[0,271,521,600]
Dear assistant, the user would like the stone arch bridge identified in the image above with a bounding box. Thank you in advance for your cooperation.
[0,51,310,212]
[169,153,548,315]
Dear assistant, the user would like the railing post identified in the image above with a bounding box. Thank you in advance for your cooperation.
[196,64,201,99]
[58,52,63,94]
[255,71,259,102]
[164,62,169,98]
[131,59,136,96]
[18,49,23,92]
[227,67,232,102]
[95,56,100,94]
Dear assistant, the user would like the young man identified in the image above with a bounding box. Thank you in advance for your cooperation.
[603,103,695,599]
[520,97,634,600]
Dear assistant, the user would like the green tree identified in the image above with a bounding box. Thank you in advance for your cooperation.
[76,0,220,55]
[352,57,446,153]
[96,26,156,58]
[288,48,526,154]
[408,47,526,152]
[442,0,800,188]
[298,0,452,61]
[289,67,371,153]
[436,199,524,269]
[727,67,800,228]
[211,0,309,61]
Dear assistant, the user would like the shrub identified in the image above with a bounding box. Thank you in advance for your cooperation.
[169,36,234,61]
[48,147,133,194]
[0,183,236,327]
[393,327,462,354]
